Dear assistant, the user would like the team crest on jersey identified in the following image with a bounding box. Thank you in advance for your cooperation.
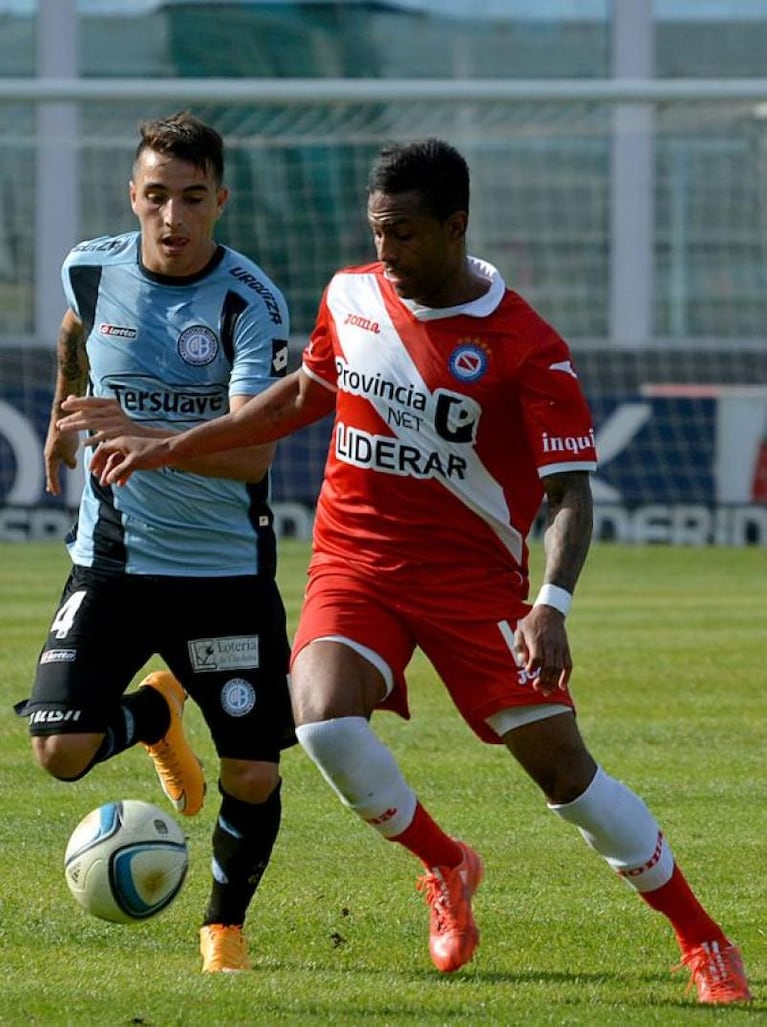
[178,325,219,365]
[221,678,256,717]
[449,339,488,382]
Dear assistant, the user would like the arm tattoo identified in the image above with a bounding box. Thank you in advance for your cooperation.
[54,318,88,408]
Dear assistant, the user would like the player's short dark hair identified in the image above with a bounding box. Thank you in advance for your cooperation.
[367,138,470,221]
[135,110,224,185]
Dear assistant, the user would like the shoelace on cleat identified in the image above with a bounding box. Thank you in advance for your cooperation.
[674,944,750,1001]
[417,870,457,933]
[148,737,185,794]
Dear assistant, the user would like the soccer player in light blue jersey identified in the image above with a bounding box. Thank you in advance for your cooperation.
[16,111,294,973]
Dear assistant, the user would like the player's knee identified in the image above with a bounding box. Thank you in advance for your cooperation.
[32,733,102,781]
[296,717,385,794]
[294,716,360,774]
[505,715,597,803]
[219,758,280,804]
[538,754,598,805]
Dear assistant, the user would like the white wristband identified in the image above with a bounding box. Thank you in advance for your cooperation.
[533,584,572,617]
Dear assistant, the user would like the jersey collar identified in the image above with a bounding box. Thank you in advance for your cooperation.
[137,242,227,286]
[400,256,506,321]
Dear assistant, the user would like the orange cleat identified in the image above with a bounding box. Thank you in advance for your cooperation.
[679,940,752,1004]
[200,924,252,973]
[416,840,484,973]
[140,671,205,817]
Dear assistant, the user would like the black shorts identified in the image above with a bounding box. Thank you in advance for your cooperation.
[20,565,295,763]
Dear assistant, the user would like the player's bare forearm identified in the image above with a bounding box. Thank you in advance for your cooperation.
[59,395,278,483]
[172,394,277,480]
[538,471,593,593]
[513,472,592,695]
[92,368,335,485]
[168,368,333,462]
[173,441,277,482]
[51,311,88,415]
[58,395,171,441]
[44,311,88,495]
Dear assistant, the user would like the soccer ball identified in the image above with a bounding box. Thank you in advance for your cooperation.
[64,799,188,924]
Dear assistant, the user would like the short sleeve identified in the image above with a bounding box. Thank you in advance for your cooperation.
[301,284,338,390]
[228,285,290,398]
[520,327,598,475]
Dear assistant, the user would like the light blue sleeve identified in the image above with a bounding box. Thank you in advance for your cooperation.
[228,281,290,398]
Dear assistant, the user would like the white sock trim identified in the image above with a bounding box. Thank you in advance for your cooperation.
[549,766,674,892]
[296,717,416,838]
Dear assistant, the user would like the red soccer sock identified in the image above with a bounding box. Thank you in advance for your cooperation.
[390,802,463,870]
[640,863,728,952]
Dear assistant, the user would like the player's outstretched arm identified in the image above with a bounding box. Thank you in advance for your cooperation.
[514,471,593,696]
[57,395,172,443]
[90,368,335,485]
[58,394,277,484]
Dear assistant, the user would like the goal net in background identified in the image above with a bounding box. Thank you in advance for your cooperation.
[1,80,766,543]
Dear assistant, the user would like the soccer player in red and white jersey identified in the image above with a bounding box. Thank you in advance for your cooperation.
[89,138,750,1004]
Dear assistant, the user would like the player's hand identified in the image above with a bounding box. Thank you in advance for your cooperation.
[44,423,79,496]
[514,605,572,696]
[90,436,170,485]
[57,395,140,446]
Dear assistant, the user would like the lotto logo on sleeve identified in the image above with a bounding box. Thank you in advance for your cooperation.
[271,339,289,377]
[188,635,260,672]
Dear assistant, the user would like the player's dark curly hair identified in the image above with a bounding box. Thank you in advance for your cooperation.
[367,138,469,222]
[135,110,224,185]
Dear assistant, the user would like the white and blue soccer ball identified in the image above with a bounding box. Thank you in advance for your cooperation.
[64,800,188,924]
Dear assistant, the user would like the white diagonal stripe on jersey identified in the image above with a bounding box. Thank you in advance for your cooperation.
[327,272,524,564]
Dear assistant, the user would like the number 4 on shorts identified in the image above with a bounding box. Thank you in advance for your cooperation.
[50,590,87,640]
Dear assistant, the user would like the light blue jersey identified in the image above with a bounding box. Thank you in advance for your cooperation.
[63,231,289,576]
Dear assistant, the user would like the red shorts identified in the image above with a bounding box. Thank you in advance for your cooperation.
[291,557,575,745]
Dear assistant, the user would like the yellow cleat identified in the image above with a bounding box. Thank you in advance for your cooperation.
[200,924,252,973]
[140,671,205,817]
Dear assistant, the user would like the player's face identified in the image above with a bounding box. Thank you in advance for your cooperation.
[130,148,229,277]
[367,189,467,308]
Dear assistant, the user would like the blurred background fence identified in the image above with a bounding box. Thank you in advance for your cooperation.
[1,0,767,543]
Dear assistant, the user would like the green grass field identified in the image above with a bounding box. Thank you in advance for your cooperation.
[1,540,765,1026]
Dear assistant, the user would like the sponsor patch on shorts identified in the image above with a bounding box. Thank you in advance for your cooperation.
[40,649,77,664]
[188,635,259,672]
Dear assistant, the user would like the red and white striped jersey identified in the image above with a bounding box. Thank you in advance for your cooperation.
[302,257,597,593]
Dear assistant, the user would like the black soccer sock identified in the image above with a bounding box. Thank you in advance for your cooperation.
[203,779,282,927]
[91,686,171,765]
